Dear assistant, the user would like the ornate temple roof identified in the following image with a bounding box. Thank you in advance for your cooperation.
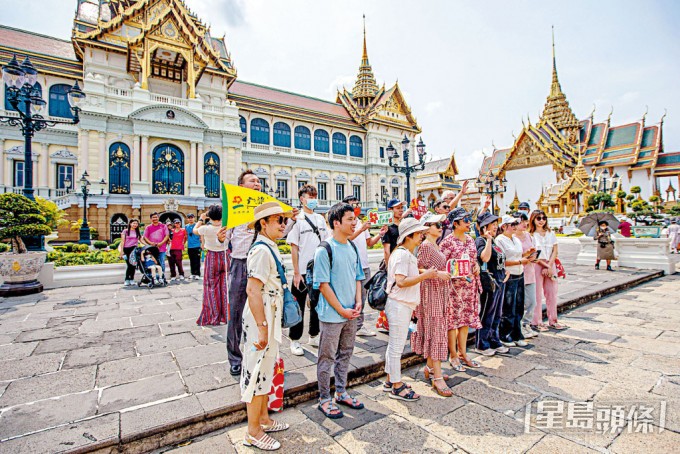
[351,16,379,101]
[421,155,459,176]
[540,28,580,133]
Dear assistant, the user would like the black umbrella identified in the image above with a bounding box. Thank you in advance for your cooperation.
[578,212,620,237]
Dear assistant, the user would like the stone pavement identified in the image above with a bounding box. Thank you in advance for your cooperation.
[0,242,675,453]
[163,274,680,454]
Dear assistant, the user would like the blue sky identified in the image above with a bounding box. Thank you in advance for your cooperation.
[3,0,679,177]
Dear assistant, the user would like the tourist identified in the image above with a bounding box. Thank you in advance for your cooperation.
[240,202,293,450]
[184,214,202,279]
[440,208,482,370]
[513,212,539,339]
[517,201,531,217]
[195,205,228,326]
[594,220,616,272]
[377,198,406,331]
[313,203,365,419]
[411,212,452,396]
[142,250,163,285]
[384,218,441,402]
[433,201,449,216]
[287,184,330,356]
[667,219,679,253]
[475,212,508,356]
[437,181,469,243]
[119,218,141,286]
[168,219,187,282]
[142,212,170,274]
[345,195,386,337]
[496,215,530,348]
[529,210,566,330]
[618,217,632,238]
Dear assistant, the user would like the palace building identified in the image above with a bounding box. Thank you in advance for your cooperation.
[477,36,680,219]
[0,0,421,241]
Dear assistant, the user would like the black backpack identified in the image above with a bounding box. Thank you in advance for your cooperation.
[306,240,359,307]
[364,268,390,311]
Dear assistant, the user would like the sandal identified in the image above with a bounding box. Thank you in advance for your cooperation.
[383,381,411,392]
[261,420,290,433]
[317,398,344,419]
[423,366,450,382]
[459,357,481,368]
[450,359,466,372]
[244,432,281,451]
[389,383,420,401]
[431,377,453,397]
[335,392,365,410]
[532,324,550,332]
[550,323,568,330]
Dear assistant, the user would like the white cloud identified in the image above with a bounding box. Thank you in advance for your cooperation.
[326,75,356,96]
[425,101,443,115]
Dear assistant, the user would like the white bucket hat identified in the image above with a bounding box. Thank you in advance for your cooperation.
[247,201,293,229]
[499,215,519,228]
[420,212,446,225]
[397,217,430,244]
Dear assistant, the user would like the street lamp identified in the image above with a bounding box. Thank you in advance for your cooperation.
[1,54,85,201]
[63,177,72,194]
[375,188,389,210]
[99,178,107,195]
[387,135,426,204]
[77,171,92,245]
[475,172,507,215]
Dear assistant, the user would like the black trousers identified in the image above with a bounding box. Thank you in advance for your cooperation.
[187,247,201,276]
[123,246,136,281]
[499,274,525,342]
[289,275,320,340]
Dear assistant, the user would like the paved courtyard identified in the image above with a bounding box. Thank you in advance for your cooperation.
[163,274,680,454]
[0,241,677,452]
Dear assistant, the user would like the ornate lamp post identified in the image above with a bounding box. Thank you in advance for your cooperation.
[99,178,107,196]
[476,172,507,215]
[589,169,621,210]
[1,55,85,201]
[387,136,426,204]
[77,171,92,245]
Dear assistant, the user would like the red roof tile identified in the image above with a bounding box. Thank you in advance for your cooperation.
[0,25,77,61]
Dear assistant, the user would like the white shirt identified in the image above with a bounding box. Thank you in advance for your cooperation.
[197,224,229,252]
[286,212,329,273]
[224,224,254,259]
[387,247,421,309]
[351,220,371,269]
[533,230,557,261]
[496,234,524,275]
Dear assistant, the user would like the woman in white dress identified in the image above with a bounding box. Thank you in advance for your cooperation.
[241,202,293,450]
[668,219,679,253]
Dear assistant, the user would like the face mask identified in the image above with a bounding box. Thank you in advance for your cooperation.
[306,199,318,211]
[354,207,361,217]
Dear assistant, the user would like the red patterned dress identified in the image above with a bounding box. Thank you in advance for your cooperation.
[411,241,450,362]
[440,234,482,330]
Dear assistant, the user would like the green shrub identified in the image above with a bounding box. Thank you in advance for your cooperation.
[0,193,52,253]
[93,240,108,250]
[111,238,122,248]
[0,242,10,253]
[73,244,90,253]
[278,245,291,255]
[47,250,123,267]
[63,242,75,252]
[52,245,66,251]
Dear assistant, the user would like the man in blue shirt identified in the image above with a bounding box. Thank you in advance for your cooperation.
[184,213,202,279]
[313,203,365,419]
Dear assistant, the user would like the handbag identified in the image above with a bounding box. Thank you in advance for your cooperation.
[267,357,285,412]
[251,241,302,329]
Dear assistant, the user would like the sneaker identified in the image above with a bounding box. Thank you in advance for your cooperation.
[494,345,510,353]
[124,280,131,286]
[170,277,177,282]
[356,327,376,337]
[308,335,320,347]
[516,340,529,347]
[191,275,199,280]
[521,326,537,339]
[290,341,304,356]
[475,348,496,356]
[179,276,185,281]
[500,340,516,347]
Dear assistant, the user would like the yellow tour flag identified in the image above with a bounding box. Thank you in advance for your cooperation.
[221,182,294,229]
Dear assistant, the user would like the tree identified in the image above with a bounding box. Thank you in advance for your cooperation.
[668,204,680,216]
[630,186,642,199]
[649,195,661,213]
[625,194,635,202]
[627,199,661,225]
[586,192,615,211]
[34,197,69,231]
[0,194,52,253]
[616,190,627,199]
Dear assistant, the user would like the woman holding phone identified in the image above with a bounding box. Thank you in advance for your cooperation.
[513,212,539,339]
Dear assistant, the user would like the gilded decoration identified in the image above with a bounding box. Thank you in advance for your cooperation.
[504,138,552,171]
[153,146,183,194]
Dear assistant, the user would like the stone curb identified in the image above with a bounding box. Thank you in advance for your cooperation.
[69,268,664,453]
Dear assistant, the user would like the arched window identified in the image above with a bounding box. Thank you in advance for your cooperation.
[349,136,363,158]
[391,177,400,186]
[273,122,291,148]
[152,144,184,194]
[48,84,74,118]
[239,116,246,142]
[250,118,270,145]
[204,152,220,198]
[332,133,347,155]
[108,142,130,194]
[5,82,42,112]
[314,129,330,153]
[294,126,311,150]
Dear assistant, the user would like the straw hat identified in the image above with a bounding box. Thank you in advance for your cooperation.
[247,202,293,229]
[397,218,429,244]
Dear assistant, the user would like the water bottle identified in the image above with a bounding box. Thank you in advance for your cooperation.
[408,321,417,333]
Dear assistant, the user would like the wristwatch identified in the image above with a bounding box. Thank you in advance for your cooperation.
[257,320,268,327]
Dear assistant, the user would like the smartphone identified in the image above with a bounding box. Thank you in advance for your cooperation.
[297,281,307,292]
[534,249,542,259]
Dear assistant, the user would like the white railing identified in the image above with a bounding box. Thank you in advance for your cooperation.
[203,105,224,113]
[294,148,311,155]
[150,93,189,107]
[249,143,270,151]
[350,157,365,163]
[106,87,132,97]
[314,152,329,158]
[273,146,290,153]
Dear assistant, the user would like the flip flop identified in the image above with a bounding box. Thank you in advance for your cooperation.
[550,323,568,330]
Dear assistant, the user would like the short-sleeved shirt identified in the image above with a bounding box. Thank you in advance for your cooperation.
[197,224,228,252]
[387,247,421,309]
[475,236,506,283]
[313,238,365,323]
[247,236,283,293]
[185,224,201,249]
[170,228,186,250]
[351,221,371,269]
[496,235,524,275]
[286,212,329,272]
[533,230,557,261]
[122,229,139,248]
[382,223,400,253]
[516,232,535,284]
[143,223,170,252]
[619,221,632,238]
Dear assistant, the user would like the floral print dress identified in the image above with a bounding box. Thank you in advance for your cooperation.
[440,234,482,330]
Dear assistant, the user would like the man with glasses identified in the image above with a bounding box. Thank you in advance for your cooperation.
[344,196,387,337]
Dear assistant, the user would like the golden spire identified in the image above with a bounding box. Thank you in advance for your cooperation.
[541,26,580,133]
[352,14,379,102]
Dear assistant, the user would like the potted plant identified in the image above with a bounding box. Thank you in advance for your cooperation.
[0,193,53,296]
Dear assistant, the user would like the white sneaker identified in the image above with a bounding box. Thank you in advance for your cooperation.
[124,280,131,286]
[516,340,529,347]
[475,348,496,357]
[494,345,510,353]
[170,277,176,282]
[179,276,185,281]
[191,275,198,280]
[290,341,304,356]
[308,335,320,347]
[356,327,376,337]
[501,340,516,347]
[521,326,537,339]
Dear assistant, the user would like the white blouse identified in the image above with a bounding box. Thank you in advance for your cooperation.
[533,230,557,261]
[495,235,524,275]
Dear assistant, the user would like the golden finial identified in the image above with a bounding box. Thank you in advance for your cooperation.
[362,14,367,60]
[589,104,596,119]
[607,106,614,124]
[642,105,648,122]
[661,108,667,123]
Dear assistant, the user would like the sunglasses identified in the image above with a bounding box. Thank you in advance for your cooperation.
[462,216,472,223]
[272,216,286,225]
[427,222,443,229]
[536,216,547,221]
[442,205,450,210]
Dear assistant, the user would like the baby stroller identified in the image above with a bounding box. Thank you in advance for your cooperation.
[132,245,167,288]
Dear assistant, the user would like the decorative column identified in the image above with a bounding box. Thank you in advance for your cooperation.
[98,132,106,181]
[141,136,149,181]
[131,135,150,195]
[0,139,5,189]
[196,143,203,184]
[186,141,195,194]
[80,129,90,174]
[132,134,140,181]
[190,142,198,185]
[39,143,49,189]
